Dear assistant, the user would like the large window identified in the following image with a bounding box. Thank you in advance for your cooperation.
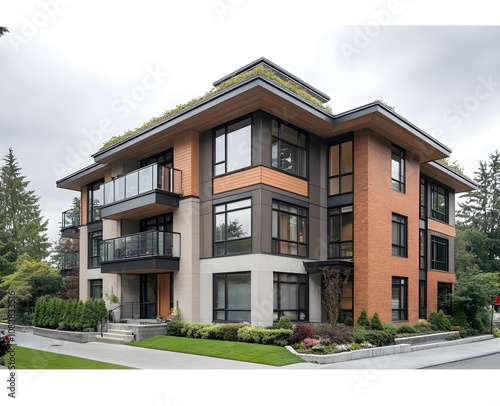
[391,145,405,192]
[419,229,427,270]
[437,282,452,316]
[89,279,103,299]
[271,117,307,178]
[328,206,353,258]
[273,273,308,322]
[214,117,252,176]
[392,276,408,321]
[272,201,307,256]
[431,236,449,271]
[214,198,251,256]
[89,230,102,268]
[420,178,427,219]
[419,280,427,319]
[213,272,251,322]
[329,141,353,195]
[392,213,407,257]
[431,184,448,223]
[88,180,104,222]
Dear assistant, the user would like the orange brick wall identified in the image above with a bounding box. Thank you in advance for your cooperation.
[353,129,421,324]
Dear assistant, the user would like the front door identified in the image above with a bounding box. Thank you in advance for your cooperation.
[140,274,157,318]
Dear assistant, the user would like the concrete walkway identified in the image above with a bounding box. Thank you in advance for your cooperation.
[4,331,500,369]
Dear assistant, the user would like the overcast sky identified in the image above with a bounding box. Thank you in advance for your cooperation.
[1,0,499,401]
[2,1,499,246]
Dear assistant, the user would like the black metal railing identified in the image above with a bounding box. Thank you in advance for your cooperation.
[100,304,122,337]
[61,251,79,270]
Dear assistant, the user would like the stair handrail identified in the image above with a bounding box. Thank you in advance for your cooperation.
[100,304,122,337]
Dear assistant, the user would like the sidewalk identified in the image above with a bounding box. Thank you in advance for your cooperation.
[5,331,500,369]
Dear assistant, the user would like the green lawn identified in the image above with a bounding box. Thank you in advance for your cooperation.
[128,336,305,367]
[14,346,135,369]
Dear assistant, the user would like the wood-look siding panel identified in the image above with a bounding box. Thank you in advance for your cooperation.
[81,185,88,225]
[174,131,200,197]
[428,218,456,237]
[213,166,308,196]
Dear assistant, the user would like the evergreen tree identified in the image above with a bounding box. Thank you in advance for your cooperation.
[0,148,50,261]
[0,27,8,37]
[458,150,500,274]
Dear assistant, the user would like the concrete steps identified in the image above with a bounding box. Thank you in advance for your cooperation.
[95,325,135,345]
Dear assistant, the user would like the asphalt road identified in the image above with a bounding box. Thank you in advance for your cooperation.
[424,352,500,369]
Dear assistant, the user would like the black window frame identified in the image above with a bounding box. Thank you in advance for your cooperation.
[431,183,448,223]
[88,230,102,269]
[213,116,252,176]
[213,198,252,257]
[87,179,104,223]
[392,213,408,257]
[272,200,308,257]
[271,117,308,179]
[419,280,427,319]
[213,272,251,322]
[328,205,353,259]
[273,272,309,322]
[392,276,408,321]
[89,279,103,299]
[391,144,406,193]
[420,177,427,219]
[328,140,353,196]
[431,235,449,271]
[419,229,427,270]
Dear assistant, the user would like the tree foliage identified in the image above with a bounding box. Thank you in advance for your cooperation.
[0,27,8,37]
[0,148,50,262]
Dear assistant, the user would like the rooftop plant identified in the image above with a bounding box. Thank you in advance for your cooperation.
[99,64,333,151]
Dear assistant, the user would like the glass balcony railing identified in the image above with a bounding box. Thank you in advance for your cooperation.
[61,251,79,270]
[102,164,182,206]
[61,209,81,229]
[101,230,181,262]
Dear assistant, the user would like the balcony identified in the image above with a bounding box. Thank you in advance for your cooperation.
[100,230,181,274]
[101,164,182,220]
[60,251,79,276]
[61,209,80,238]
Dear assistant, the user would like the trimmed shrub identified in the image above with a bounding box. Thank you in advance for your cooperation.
[211,323,244,341]
[471,316,486,334]
[413,322,434,335]
[352,327,368,343]
[428,310,452,331]
[396,324,417,334]
[237,326,263,344]
[237,326,292,346]
[356,308,371,329]
[167,320,186,336]
[276,316,293,330]
[362,330,396,347]
[343,316,354,327]
[450,309,468,328]
[33,297,46,327]
[314,323,353,344]
[382,323,398,333]
[288,323,315,345]
[370,312,384,331]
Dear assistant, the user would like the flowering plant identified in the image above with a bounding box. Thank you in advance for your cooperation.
[170,307,180,319]
[303,337,320,347]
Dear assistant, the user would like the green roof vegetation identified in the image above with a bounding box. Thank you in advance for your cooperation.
[99,64,333,151]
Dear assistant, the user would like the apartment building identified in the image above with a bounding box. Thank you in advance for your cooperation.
[56,57,476,326]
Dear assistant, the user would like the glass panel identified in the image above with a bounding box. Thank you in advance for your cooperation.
[279,143,297,175]
[138,166,153,194]
[271,140,279,168]
[227,273,250,309]
[125,235,138,257]
[215,133,225,163]
[341,141,353,174]
[298,244,307,257]
[329,145,340,177]
[280,213,293,240]
[272,118,279,137]
[227,208,251,239]
[329,177,340,195]
[342,212,353,240]
[214,242,225,256]
[125,172,138,198]
[114,177,125,201]
[226,123,251,172]
[104,182,114,205]
[272,210,278,239]
[227,238,251,254]
[280,284,298,309]
[280,124,298,145]
[226,199,250,211]
[215,213,225,241]
[226,311,250,321]
[341,174,353,193]
[216,310,225,320]
[341,242,353,257]
[215,275,225,309]
[392,158,401,181]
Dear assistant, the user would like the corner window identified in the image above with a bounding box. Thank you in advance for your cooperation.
[273,273,308,322]
[89,279,103,299]
[391,145,405,192]
[392,213,407,257]
[437,282,452,316]
[89,230,102,268]
[214,117,252,176]
[213,272,251,322]
[329,141,353,195]
[431,184,448,223]
[271,117,307,178]
[392,276,408,321]
[214,198,251,256]
[328,206,353,258]
[431,236,449,271]
[272,201,307,256]
[88,180,103,222]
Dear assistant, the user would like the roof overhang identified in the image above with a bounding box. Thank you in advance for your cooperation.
[303,259,354,275]
[332,103,451,163]
[56,162,107,191]
[421,160,477,193]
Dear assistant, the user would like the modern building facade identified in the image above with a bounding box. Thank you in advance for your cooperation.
[56,57,476,326]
